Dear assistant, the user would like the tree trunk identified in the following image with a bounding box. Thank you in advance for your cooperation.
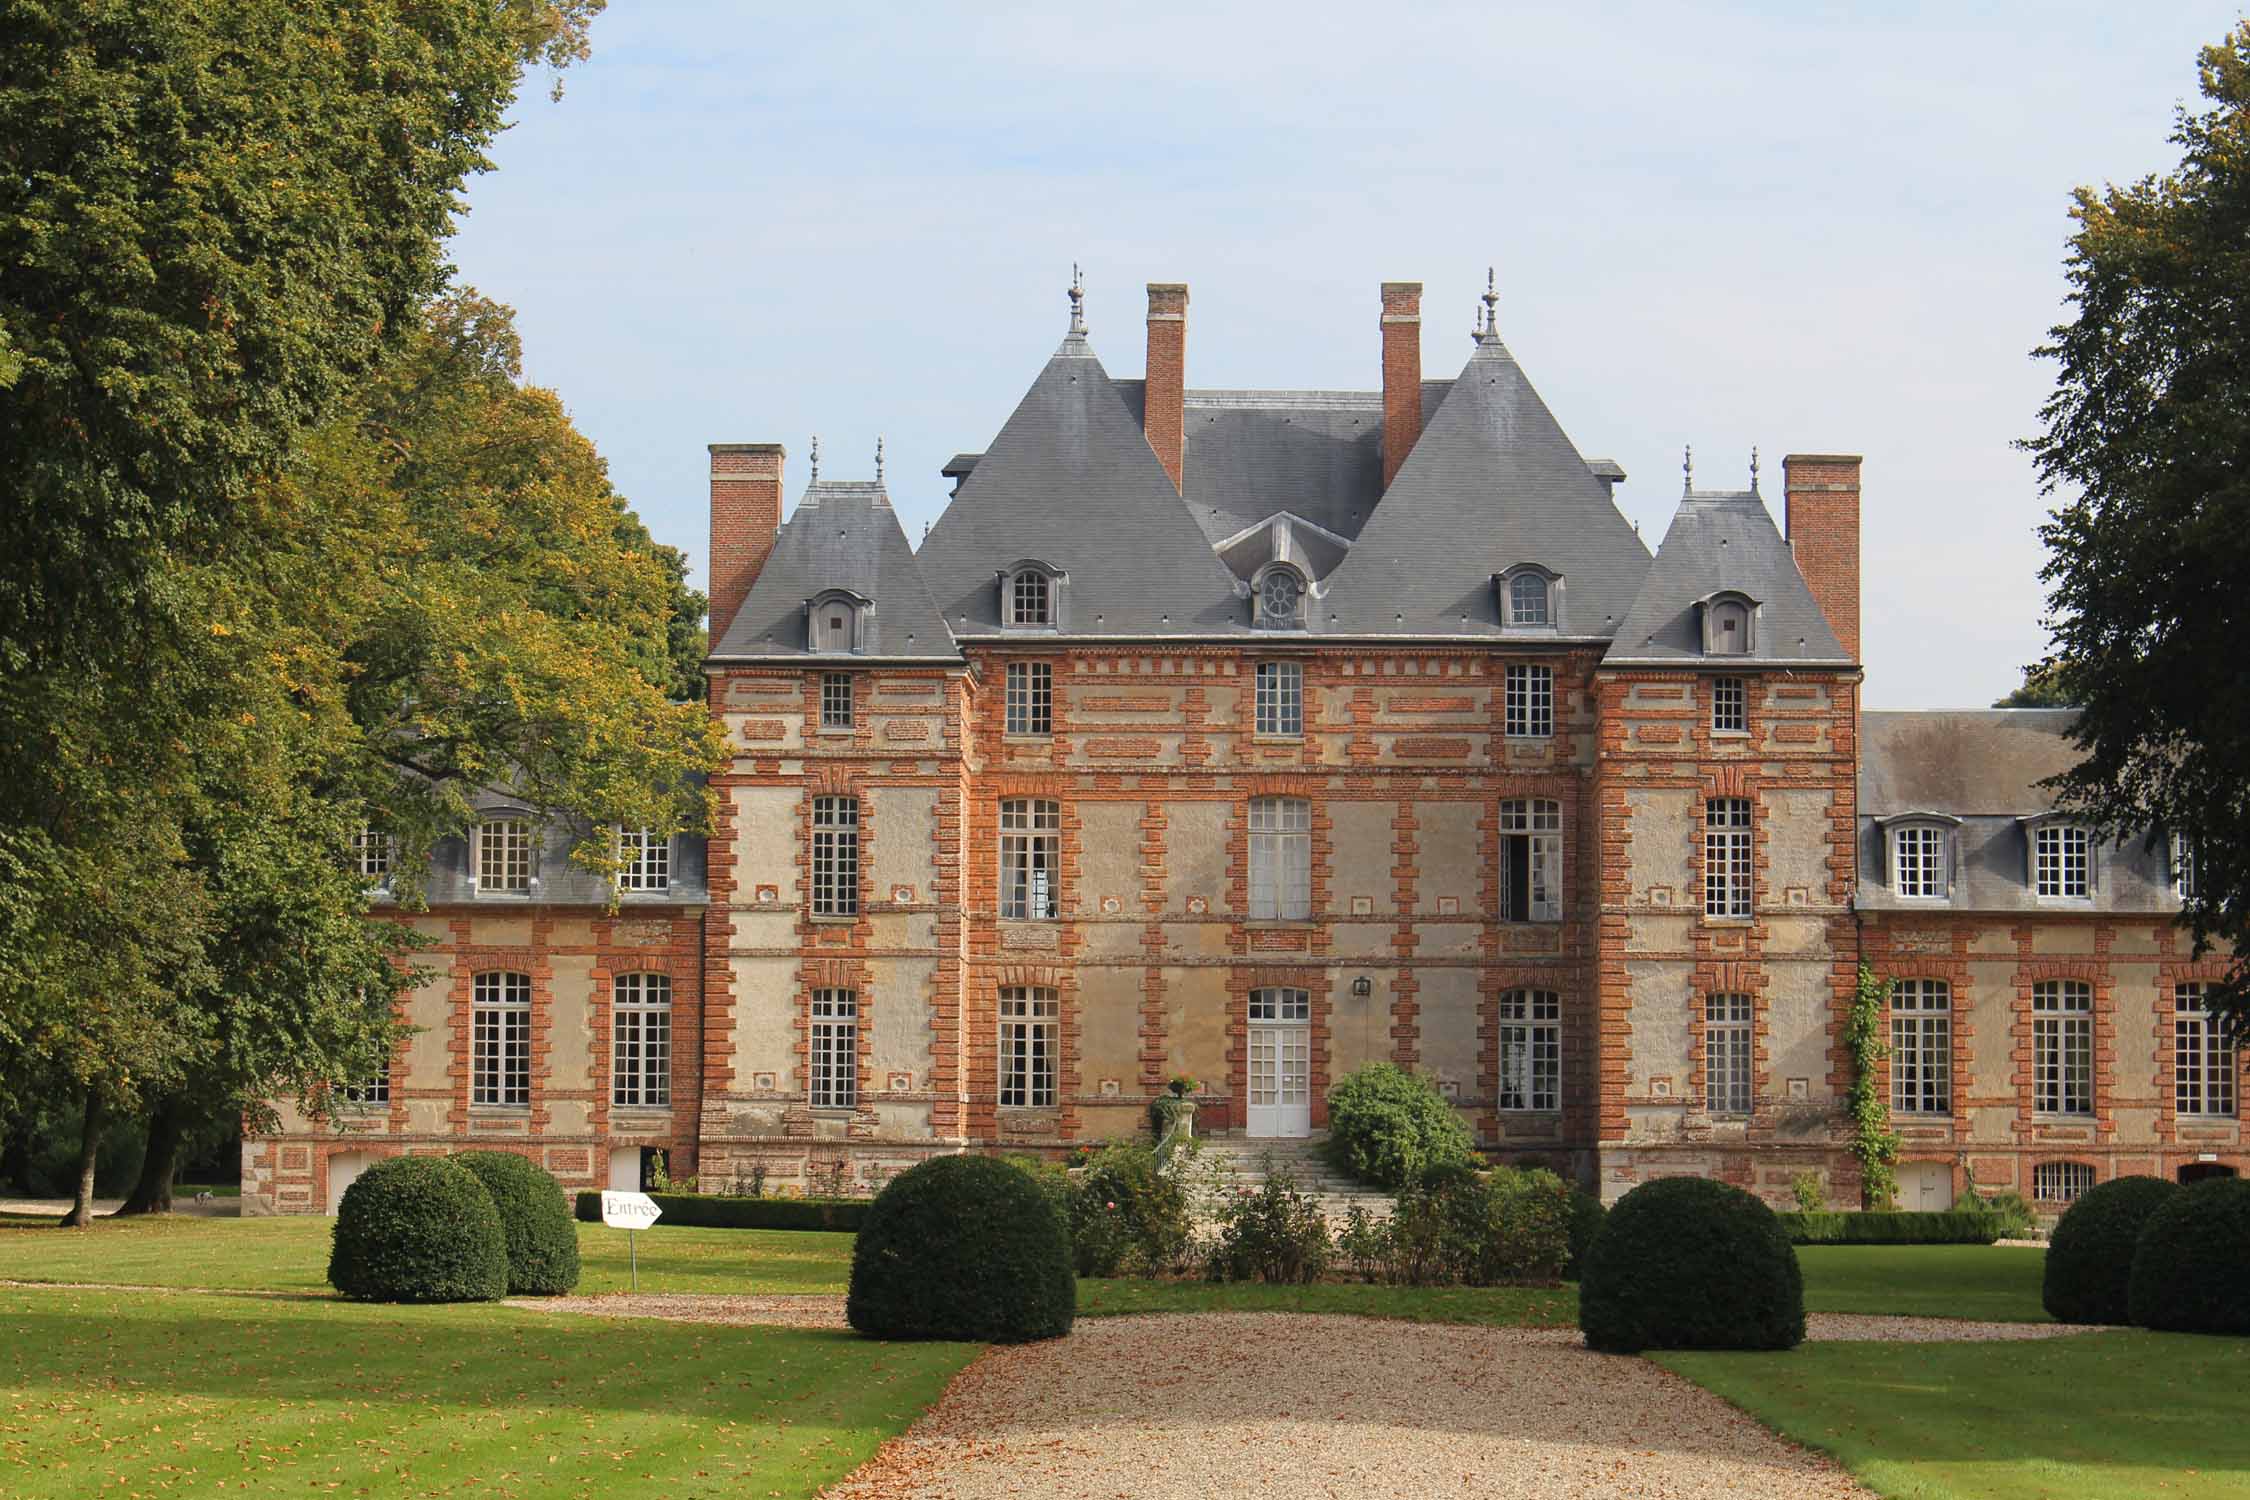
[58,1091,104,1229]
[116,1097,187,1216]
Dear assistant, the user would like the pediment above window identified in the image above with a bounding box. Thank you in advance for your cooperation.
[1250,562,1309,631]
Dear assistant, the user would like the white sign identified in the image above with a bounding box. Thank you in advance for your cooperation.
[600,1190,662,1229]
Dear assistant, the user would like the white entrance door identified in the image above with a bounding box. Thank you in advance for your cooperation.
[326,1150,372,1215]
[607,1146,643,1191]
[1246,988,1312,1138]
[1902,1162,1952,1211]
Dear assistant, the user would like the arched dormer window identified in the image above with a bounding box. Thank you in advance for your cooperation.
[1494,565,1563,631]
[1698,591,1759,656]
[1876,812,1962,900]
[995,561,1068,630]
[1251,562,1307,631]
[805,589,871,655]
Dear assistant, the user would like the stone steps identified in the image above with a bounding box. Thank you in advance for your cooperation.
[1187,1137,1396,1223]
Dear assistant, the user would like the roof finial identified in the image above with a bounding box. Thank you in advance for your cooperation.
[874,436,884,482]
[809,434,819,484]
[1749,445,1759,494]
[1683,443,1693,496]
[1067,262,1085,336]
[1481,266,1497,337]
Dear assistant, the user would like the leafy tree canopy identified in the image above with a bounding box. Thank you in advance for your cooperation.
[2029,23,2250,1023]
[1993,665,2077,708]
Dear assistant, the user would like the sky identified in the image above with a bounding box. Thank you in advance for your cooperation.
[445,2,2242,709]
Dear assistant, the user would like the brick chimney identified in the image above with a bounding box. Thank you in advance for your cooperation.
[1380,282,1423,489]
[707,441,784,650]
[1782,453,1862,662]
[1144,283,1188,491]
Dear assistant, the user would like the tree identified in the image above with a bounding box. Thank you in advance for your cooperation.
[2029,23,2250,1026]
[1993,666,2076,708]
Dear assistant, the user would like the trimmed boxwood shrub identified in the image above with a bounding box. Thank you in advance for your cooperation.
[2043,1175,2176,1324]
[847,1155,1074,1342]
[327,1156,508,1304]
[1564,1187,1606,1280]
[572,1191,872,1231]
[2127,1177,2250,1335]
[1777,1210,2004,1246]
[1578,1177,1805,1353]
[1324,1062,1476,1190]
[455,1151,580,1295]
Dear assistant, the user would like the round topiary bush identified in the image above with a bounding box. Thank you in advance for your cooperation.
[2043,1174,2177,1324]
[453,1150,581,1295]
[1324,1061,1476,1190]
[1578,1177,1805,1353]
[327,1155,508,1304]
[847,1154,1074,1342]
[2127,1176,2250,1335]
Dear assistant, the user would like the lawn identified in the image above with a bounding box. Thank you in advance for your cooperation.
[1656,1330,2250,1500]
[1796,1244,2050,1322]
[1079,1275,1577,1326]
[0,1286,972,1500]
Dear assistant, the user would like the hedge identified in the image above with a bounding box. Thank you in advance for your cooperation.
[574,1191,870,1231]
[328,1156,508,1303]
[2043,1175,2177,1324]
[1775,1210,2004,1245]
[2126,1177,2250,1335]
[1579,1176,1804,1353]
[457,1151,580,1295]
[848,1155,1075,1342]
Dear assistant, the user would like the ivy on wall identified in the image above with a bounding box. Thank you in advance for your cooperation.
[1847,964,1902,1209]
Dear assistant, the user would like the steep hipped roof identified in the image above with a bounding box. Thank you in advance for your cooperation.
[1603,488,1851,666]
[1860,709,2081,816]
[915,331,1243,636]
[1317,331,1652,637]
[711,479,959,660]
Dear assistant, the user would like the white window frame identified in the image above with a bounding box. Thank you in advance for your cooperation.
[1498,797,1562,922]
[471,971,532,1108]
[1249,987,1311,1022]
[1010,570,1052,628]
[1255,661,1304,737]
[1498,989,1561,1112]
[998,986,1059,1108]
[811,796,860,918]
[2033,979,2094,1117]
[339,1065,391,1109]
[999,797,1059,920]
[1507,572,1550,628]
[1891,824,1948,900]
[1704,992,1754,1115]
[1704,797,1754,919]
[1248,796,1312,921]
[2174,983,2236,1119]
[1889,979,1952,1116]
[2033,823,2092,899]
[1503,663,1554,739]
[820,671,854,731]
[1005,661,1053,736]
[352,826,395,888]
[2033,1160,2096,1205]
[2174,833,2198,901]
[616,827,670,893]
[474,819,532,895]
[611,972,672,1109]
[1711,676,1747,735]
[809,989,858,1109]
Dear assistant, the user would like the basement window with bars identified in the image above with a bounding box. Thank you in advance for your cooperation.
[810,989,858,1109]
[1498,989,1561,1112]
[2175,983,2237,1118]
[1005,661,1053,735]
[1891,824,1948,899]
[1255,661,1303,736]
[2033,979,2094,1117]
[1704,798,1754,918]
[1711,677,1747,734]
[1000,798,1059,919]
[472,971,532,1108]
[475,819,532,894]
[1889,979,1952,1115]
[611,972,672,1109]
[1704,992,1754,1115]
[998,987,1058,1108]
[2034,823,2092,898]
[811,796,860,917]
[821,672,854,730]
[1498,798,1562,922]
[2034,1160,2096,1205]
[1503,664,1554,739]
[616,828,670,893]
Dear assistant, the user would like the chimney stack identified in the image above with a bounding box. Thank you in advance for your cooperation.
[1144,283,1189,491]
[707,441,784,650]
[1380,282,1423,489]
[1782,453,1862,662]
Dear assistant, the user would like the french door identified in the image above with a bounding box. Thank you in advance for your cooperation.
[1246,988,1311,1138]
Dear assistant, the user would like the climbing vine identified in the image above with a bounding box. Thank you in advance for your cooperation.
[1846,964,1902,1209]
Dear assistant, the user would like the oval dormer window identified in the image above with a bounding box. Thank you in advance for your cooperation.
[1255,565,1306,630]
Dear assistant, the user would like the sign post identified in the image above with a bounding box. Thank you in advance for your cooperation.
[599,1190,663,1291]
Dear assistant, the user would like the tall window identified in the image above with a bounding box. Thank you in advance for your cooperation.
[472,971,531,1107]
[1255,661,1303,737]
[1248,796,1312,920]
[2033,1161,2096,1205]
[999,987,1058,1107]
[1508,573,1550,627]
[1711,677,1746,734]
[616,828,670,893]
[1890,979,1952,1115]
[821,672,854,730]
[999,798,1059,919]
[476,819,531,894]
[2174,834,2198,900]
[1498,989,1561,1111]
[1504,664,1554,739]
[1005,661,1053,735]
[2175,983,2236,1118]
[810,989,857,1109]
[1704,992,1754,1114]
[811,796,860,917]
[611,973,672,1108]
[1498,798,1562,922]
[2034,824,2091,898]
[1704,798,1754,918]
[1010,570,1051,627]
[353,826,394,887]
[1892,825,1947,899]
[2033,979,2094,1116]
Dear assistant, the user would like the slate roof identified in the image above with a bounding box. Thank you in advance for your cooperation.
[711,479,959,661]
[1316,331,1652,638]
[1603,487,1851,666]
[915,331,1245,637]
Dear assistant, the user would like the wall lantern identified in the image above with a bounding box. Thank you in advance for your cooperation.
[1351,976,1373,998]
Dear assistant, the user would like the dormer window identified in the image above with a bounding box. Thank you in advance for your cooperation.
[2024,816,2093,899]
[1878,814,1961,900]
[997,562,1067,630]
[1012,571,1049,626]
[1252,563,1307,631]
[1698,591,1758,656]
[806,589,870,654]
[2173,833,2198,901]
[1510,573,1548,626]
[1495,566,1563,631]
